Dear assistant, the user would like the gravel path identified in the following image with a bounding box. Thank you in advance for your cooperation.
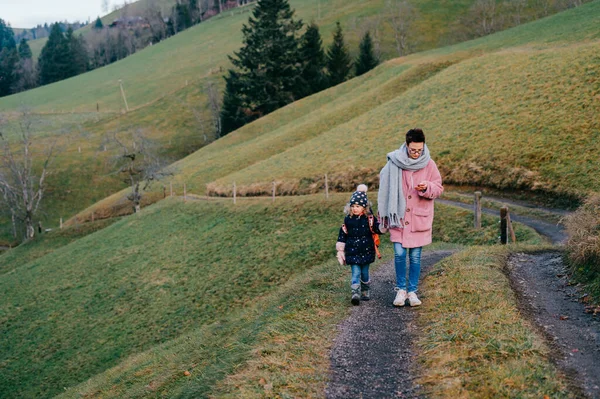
[325,251,455,399]
[326,198,600,398]
[508,252,600,398]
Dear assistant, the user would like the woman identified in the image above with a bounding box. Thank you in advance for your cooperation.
[378,128,443,307]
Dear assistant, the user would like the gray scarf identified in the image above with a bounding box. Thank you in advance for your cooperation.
[378,143,431,228]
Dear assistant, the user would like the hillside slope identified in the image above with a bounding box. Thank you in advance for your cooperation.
[0,193,541,398]
[69,0,600,230]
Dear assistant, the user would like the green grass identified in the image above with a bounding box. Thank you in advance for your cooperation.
[417,246,573,398]
[0,193,539,398]
[4,1,599,241]
[0,218,120,276]
[0,194,345,398]
[205,34,600,202]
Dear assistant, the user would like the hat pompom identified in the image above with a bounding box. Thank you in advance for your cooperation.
[357,184,368,193]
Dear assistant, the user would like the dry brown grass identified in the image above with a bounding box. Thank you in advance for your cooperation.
[564,194,600,300]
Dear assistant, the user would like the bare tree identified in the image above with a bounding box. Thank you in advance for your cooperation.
[112,130,171,213]
[534,0,555,16]
[205,80,222,138]
[469,0,499,36]
[144,0,167,43]
[101,0,110,13]
[0,111,57,240]
[360,15,383,60]
[505,0,528,25]
[386,0,417,57]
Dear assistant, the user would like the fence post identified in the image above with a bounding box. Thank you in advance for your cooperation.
[184,183,187,203]
[233,182,237,204]
[119,79,130,112]
[506,210,517,243]
[474,191,482,229]
[500,206,508,245]
[60,218,63,229]
[170,182,173,197]
[325,173,329,199]
[91,212,95,222]
[272,181,276,203]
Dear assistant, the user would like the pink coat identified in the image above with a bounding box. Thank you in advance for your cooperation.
[387,159,443,248]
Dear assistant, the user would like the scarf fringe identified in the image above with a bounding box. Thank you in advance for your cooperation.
[379,213,404,229]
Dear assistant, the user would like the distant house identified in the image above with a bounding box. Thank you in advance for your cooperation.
[109,16,149,28]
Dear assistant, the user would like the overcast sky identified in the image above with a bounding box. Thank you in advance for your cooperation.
[2,0,108,28]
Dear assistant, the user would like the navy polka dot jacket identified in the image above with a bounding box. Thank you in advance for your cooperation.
[337,214,384,266]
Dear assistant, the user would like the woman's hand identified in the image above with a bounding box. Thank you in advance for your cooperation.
[415,181,428,192]
[336,251,346,265]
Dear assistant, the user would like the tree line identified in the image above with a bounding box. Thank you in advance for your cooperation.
[220,0,379,134]
[0,0,256,98]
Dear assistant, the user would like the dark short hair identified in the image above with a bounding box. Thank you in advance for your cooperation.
[406,128,425,144]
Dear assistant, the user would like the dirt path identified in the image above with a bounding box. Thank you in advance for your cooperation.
[508,252,600,397]
[326,199,600,398]
[442,199,600,397]
[438,199,567,244]
[325,251,455,399]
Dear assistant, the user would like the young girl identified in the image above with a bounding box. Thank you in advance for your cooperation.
[336,185,387,305]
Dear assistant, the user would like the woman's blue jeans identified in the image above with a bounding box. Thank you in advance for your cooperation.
[350,264,370,287]
[394,243,422,293]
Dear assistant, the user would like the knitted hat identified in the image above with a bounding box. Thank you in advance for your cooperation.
[349,184,369,208]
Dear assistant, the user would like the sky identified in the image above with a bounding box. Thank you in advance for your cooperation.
[1,0,108,29]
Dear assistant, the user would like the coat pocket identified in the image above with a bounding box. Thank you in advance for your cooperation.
[411,209,433,232]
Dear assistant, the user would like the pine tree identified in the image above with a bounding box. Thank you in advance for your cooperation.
[220,71,248,134]
[38,23,71,85]
[0,18,18,97]
[66,28,89,76]
[221,0,304,134]
[355,31,378,76]
[18,38,32,59]
[297,22,327,98]
[326,22,352,86]
[93,16,104,30]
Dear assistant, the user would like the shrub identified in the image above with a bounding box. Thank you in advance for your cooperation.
[564,194,600,282]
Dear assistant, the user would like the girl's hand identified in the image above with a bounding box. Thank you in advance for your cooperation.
[336,251,346,265]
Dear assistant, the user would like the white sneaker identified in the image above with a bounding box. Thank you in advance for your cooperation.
[393,288,407,306]
[408,292,422,307]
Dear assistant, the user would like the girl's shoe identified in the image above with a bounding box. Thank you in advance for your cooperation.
[408,292,422,307]
[393,288,407,306]
[351,284,361,306]
[360,280,371,301]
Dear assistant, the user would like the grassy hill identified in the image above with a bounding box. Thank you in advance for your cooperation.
[0,193,541,398]
[66,0,600,229]
[2,2,598,397]
[2,0,595,244]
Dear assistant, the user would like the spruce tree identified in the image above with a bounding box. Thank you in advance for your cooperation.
[355,31,378,76]
[18,38,32,59]
[38,23,71,85]
[93,16,104,30]
[297,22,327,98]
[0,18,18,97]
[66,28,89,76]
[221,0,304,134]
[220,71,248,134]
[326,22,352,86]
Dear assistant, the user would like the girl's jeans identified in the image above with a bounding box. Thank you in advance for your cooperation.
[394,243,422,293]
[350,264,370,287]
